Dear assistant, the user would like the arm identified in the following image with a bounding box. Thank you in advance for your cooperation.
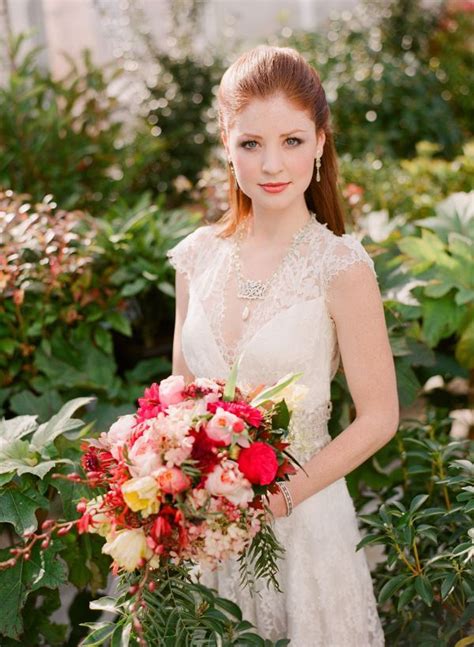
[269,261,399,515]
[171,270,195,384]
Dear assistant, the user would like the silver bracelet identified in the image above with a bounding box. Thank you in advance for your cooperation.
[277,481,293,516]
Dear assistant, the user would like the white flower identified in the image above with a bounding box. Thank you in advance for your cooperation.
[107,414,136,459]
[276,383,309,411]
[85,496,112,537]
[205,460,253,507]
[102,528,152,571]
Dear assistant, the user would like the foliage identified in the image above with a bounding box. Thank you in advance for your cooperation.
[339,140,474,225]
[0,399,109,645]
[284,0,472,159]
[0,190,196,431]
[355,410,473,645]
[0,34,132,215]
[126,49,224,208]
[83,565,290,646]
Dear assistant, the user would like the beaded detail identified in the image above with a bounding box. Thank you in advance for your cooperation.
[287,401,333,463]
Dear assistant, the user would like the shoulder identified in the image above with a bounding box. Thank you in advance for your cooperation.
[166,223,220,281]
[320,228,377,288]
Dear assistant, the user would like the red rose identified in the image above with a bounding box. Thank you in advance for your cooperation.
[237,442,278,485]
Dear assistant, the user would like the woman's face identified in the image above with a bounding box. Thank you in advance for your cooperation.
[223,93,325,212]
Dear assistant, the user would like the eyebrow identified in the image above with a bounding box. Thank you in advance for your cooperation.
[238,129,307,138]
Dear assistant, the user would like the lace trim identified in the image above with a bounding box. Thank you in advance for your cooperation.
[287,401,333,463]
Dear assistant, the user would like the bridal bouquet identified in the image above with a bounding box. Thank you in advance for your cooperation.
[1,361,305,645]
[78,367,303,578]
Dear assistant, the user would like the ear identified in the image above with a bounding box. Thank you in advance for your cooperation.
[317,130,326,158]
[221,131,230,158]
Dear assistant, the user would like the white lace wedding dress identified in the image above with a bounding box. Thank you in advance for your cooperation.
[167,214,385,646]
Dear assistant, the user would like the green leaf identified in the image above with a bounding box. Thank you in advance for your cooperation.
[378,574,408,604]
[396,582,416,611]
[106,310,132,336]
[0,488,48,535]
[80,622,117,646]
[421,295,466,347]
[214,596,243,621]
[440,572,457,600]
[223,354,242,401]
[409,494,429,516]
[414,575,434,606]
[0,544,68,639]
[9,390,64,422]
[30,396,94,450]
[249,372,304,408]
[93,326,113,355]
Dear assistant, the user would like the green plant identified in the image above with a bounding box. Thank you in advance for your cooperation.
[0,34,133,214]
[284,0,471,159]
[355,411,473,645]
[0,191,197,430]
[0,398,110,646]
[83,565,290,647]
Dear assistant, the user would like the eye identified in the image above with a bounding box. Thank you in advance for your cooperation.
[286,137,302,146]
[240,140,258,149]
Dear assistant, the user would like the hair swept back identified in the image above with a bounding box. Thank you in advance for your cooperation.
[214,44,347,237]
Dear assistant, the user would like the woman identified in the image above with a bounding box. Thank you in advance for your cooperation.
[167,45,398,646]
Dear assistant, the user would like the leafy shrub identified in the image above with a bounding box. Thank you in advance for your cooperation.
[285,0,472,159]
[355,409,473,645]
[0,398,109,646]
[0,35,133,214]
[0,190,197,430]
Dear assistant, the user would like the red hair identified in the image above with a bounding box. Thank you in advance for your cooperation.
[214,45,347,237]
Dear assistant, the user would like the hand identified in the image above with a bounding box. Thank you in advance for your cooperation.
[265,489,288,519]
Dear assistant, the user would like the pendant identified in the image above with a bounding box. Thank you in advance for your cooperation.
[242,305,250,321]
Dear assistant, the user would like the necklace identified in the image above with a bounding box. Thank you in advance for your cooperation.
[231,212,317,321]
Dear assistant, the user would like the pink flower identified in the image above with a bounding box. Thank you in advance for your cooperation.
[136,383,163,422]
[205,407,246,446]
[204,460,253,507]
[159,375,186,407]
[207,400,263,428]
[157,467,191,494]
[107,414,136,460]
[128,429,163,478]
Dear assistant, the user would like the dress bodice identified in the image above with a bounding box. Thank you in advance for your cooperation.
[167,215,377,462]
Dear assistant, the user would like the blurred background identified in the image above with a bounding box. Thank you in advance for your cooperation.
[0,1,473,645]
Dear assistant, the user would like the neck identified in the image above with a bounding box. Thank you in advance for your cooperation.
[244,203,313,245]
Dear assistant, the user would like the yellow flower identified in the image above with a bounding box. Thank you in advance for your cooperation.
[102,528,151,571]
[121,476,160,517]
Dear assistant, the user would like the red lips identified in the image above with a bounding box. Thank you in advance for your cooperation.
[260,182,290,187]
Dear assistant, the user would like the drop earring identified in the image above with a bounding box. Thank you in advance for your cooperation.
[315,156,321,182]
[229,160,239,189]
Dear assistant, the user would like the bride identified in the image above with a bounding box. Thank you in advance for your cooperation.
[167,45,399,646]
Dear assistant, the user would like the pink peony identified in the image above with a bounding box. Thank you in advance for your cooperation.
[205,407,246,446]
[107,414,136,460]
[159,375,186,407]
[157,467,191,494]
[204,460,253,507]
[128,429,163,478]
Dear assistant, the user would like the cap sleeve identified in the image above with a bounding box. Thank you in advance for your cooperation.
[322,233,377,293]
[166,225,210,282]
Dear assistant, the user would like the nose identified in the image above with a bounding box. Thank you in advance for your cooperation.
[261,145,284,176]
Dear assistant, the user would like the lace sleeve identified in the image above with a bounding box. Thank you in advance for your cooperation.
[166,225,210,282]
[321,233,377,294]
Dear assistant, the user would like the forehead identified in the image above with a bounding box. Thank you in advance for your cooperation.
[230,94,314,135]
